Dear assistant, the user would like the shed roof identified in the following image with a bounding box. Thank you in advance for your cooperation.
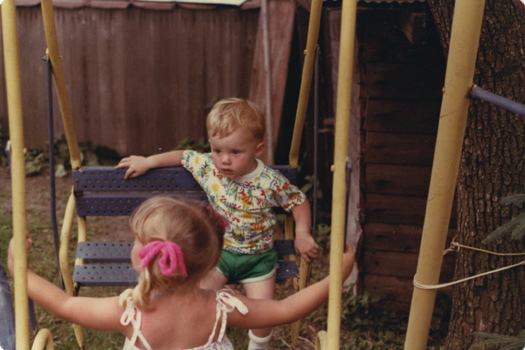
[15,0,250,10]
[361,0,424,3]
[16,0,425,10]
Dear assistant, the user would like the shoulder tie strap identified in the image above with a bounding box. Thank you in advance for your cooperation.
[120,297,153,350]
[205,289,248,345]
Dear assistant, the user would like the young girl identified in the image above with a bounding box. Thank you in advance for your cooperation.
[8,197,354,350]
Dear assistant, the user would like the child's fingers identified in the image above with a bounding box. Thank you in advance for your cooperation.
[300,246,319,263]
[301,252,312,263]
[124,168,133,179]
[115,157,130,168]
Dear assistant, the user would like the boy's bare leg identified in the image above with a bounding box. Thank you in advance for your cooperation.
[244,275,276,349]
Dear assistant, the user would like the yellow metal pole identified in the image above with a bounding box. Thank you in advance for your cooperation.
[40,0,81,169]
[287,0,322,346]
[315,330,327,350]
[326,0,357,349]
[1,0,31,348]
[31,329,55,350]
[288,0,323,168]
[404,1,486,349]
[58,192,85,347]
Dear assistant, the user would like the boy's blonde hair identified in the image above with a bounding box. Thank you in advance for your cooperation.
[206,97,265,142]
[127,197,224,309]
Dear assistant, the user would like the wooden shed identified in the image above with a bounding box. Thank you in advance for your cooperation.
[341,0,456,311]
[269,0,457,312]
[295,0,457,312]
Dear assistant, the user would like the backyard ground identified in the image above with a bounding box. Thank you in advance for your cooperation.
[0,166,447,349]
[0,166,344,349]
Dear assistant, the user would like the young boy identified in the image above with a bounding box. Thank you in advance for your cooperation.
[116,97,319,349]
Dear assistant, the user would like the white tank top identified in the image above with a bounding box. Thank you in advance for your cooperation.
[121,289,248,350]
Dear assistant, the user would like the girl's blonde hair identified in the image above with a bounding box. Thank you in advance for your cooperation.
[126,197,224,309]
[206,97,265,141]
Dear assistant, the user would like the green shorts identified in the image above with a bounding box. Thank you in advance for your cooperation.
[217,249,278,285]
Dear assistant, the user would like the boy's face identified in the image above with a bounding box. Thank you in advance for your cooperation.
[209,126,263,179]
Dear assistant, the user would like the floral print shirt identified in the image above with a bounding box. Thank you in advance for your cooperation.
[181,150,306,254]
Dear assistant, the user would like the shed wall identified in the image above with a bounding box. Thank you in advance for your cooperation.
[357,4,456,311]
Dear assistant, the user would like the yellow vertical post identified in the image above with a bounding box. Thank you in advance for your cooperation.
[404,1,486,349]
[1,0,30,348]
[288,0,323,169]
[40,0,81,169]
[326,0,357,349]
[287,0,323,347]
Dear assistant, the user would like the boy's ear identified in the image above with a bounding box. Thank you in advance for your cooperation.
[255,142,264,156]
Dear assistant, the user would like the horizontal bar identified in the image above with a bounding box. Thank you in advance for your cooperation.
[74,165,298,192]
[75,192,206,216]
[73,258,297,287]
[471,85,525,116]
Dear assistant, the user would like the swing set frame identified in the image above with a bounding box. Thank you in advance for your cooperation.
[2,0,351,348]
[8,0,520,349]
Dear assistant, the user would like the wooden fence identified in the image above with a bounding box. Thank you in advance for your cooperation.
[0,2,260,157]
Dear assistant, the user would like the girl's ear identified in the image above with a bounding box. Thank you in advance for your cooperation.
[255,142,264,156]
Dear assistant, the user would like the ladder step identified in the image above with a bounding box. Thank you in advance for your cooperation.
[73,264,138,287]
[72,261,297,287]
[76,241,132,263]
[77,240,296,262]
[76,193,207,216]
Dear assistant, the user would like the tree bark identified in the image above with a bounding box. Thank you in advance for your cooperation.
[428,0,525,348]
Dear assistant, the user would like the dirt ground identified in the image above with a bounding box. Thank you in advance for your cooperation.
[0,166,339,349]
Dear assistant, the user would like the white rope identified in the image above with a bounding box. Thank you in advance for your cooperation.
[413,260,525,290]
[413,240,525,290]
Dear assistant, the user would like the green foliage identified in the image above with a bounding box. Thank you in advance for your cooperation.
[4,131,208,178]
[483,193,525,243]
[0,208,10,266]
[24,148,49,176]
[174,137,210,153]
[5,133,123,177]
[340,290,407,349]
[471,330,525,350]
[475,191,525,348]
[0,138,455,349]
[302,287,448,350]
[225,327,249,349]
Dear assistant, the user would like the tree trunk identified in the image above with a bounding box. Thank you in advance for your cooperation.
[428,0,525,348]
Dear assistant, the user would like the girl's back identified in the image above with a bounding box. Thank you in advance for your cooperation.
[133,289,220,350]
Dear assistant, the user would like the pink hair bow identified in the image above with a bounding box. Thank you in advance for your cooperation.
[139,241,188,277]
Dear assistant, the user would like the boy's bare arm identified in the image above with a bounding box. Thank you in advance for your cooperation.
[116,150,184,179]
[292,200,319,262]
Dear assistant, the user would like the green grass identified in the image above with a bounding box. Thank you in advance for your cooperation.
[0,169,449,349]
[0,172,125,349]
